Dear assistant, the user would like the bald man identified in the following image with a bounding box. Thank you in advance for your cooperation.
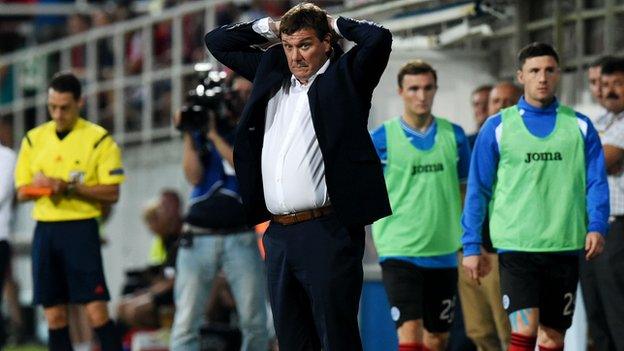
[458,81,520,351]
[488,82,522,116]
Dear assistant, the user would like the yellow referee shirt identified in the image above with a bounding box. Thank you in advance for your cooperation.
[14,118,125,221]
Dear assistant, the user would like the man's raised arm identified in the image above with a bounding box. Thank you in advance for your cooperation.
[205,19,279,82]
[335,16,392,94]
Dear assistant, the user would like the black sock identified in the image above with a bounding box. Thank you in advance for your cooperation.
[94,320,122,351]
[48,326,73,351]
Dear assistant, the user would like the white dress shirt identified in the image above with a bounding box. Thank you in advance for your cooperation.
[0,145,16,241]
[253,17,343,214]
[593,110,624,215]
[261,60,331,214]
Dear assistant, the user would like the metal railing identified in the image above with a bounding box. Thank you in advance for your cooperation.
[0,0,487,149]
[0,0,226,147]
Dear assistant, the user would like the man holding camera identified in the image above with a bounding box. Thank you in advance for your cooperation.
[170,75,268,351]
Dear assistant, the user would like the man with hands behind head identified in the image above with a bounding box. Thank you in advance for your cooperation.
[205,3,392,350]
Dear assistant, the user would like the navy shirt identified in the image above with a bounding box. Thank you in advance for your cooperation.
[370,117,471,268]
[189,131,240,203]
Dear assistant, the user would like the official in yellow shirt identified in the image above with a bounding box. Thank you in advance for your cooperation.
[14,73,124,351]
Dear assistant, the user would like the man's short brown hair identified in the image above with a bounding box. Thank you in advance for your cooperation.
[280,2,331,42]
[397,60,437,88]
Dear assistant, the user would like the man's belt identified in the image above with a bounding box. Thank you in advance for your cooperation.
[271,206,333,226]
[182,223,248,236]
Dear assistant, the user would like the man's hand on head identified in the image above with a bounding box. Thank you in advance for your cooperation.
[269,19,280,36]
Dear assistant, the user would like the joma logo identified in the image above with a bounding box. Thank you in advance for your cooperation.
[412,163,444,175]
[524,152,563,163]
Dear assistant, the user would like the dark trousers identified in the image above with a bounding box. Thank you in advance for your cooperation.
[263,214,365,351]
[580,217,624,351]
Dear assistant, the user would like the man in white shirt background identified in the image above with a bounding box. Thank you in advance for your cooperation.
[0,141,16,350]
[579,56,624,351]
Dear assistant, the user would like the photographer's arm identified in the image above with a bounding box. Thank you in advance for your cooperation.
[207,130,234,168]
[182,133,204,186]
[206,114,234,168]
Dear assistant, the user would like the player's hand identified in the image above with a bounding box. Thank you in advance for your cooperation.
[585,232,605,260]
[32,172,54,188]
[480,252,493,277]
[50,179,68,195]
[462,254,483,285]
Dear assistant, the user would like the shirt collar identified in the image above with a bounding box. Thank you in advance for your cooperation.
[610,109,624,120]
[517,95,559,115]
[290,58,331,88]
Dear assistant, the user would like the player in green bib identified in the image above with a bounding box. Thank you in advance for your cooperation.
[461,43,609,351]
[370,61,472,351]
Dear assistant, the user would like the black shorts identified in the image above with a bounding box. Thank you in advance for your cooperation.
[32,219,110,307]
[499,252,579,330]
[380,259,458,332]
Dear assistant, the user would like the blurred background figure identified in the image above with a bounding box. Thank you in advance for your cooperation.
[117,189,182,333]
[0,128,16,350]
[467,85,492,148]
[579,56,624,351]
[457,81,520,351]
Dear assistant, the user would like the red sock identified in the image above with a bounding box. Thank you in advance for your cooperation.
[539,345,564,351]
[399,343,419,351]
[508,332,537,351]
[399,343,429,351]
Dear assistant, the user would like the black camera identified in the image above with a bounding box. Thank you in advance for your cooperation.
[177,63,230,133]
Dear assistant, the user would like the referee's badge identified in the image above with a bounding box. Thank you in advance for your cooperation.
[390,306,401,321]
[69,170,85,183]
[502,295,510,310]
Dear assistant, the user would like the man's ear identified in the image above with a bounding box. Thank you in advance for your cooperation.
[516,70,524,85]
[323,33,332,54]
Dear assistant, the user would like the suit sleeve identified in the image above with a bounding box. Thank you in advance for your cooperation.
[204,19,274,82]
[336,17,392,94]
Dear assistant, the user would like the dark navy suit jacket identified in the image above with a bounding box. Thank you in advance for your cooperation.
[205,16,392,227]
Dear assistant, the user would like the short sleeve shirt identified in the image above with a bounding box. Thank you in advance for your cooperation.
[14,118,125,221]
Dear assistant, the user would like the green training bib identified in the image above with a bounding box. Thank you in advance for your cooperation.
[372,117,462,257]
[489,105,587,251]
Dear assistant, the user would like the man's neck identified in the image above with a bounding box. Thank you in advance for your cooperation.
[295,57,329,86]
[55,118,78,133]
[402,112,434,133]
[609,108,624,117]
[525,95,554,109]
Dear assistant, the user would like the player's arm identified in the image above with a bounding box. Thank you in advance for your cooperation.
[583,116,610,259]
[461,117,500,283]
[71,183,120,203]
[14,135,37,202]
[454,124,471,205]
[86,135,125,204]
[603,144,624,174]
